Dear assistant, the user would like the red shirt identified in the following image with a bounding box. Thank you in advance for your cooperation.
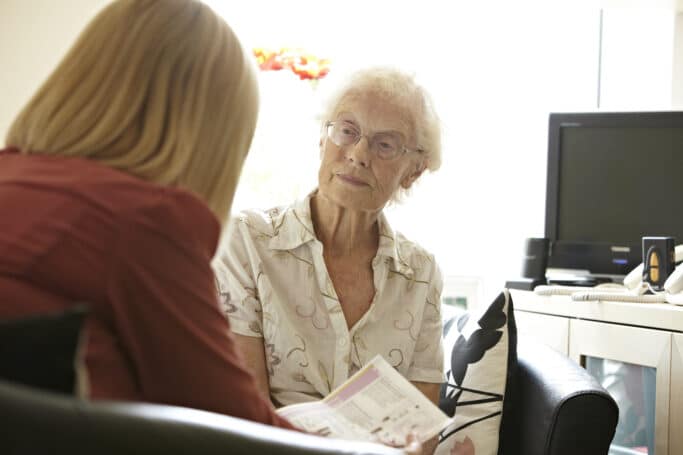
[0,149,294,429]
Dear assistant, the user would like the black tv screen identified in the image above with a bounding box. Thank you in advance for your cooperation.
[545,111,683,277]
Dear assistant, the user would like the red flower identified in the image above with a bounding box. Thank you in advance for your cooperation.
[252,47,331,81]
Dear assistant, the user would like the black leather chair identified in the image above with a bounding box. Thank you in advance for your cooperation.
[0,309,617,455]
[0,338,618,455]
[500,337,619,455]
[0,379,400,455]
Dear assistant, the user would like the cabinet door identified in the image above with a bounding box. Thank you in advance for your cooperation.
[514,310,569,355]
[671,334,683,455]
[570,319,671,455]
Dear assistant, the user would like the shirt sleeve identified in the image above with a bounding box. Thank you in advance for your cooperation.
[106,192,294,430]
[212,217,264,338]
[406,259,445,384]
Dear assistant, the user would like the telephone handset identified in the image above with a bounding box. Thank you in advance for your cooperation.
[623,244,683,304]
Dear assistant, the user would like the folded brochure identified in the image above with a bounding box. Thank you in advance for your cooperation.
[276,355,451,445]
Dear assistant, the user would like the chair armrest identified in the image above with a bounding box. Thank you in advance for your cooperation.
[0,379,401,455]
[512,337,618,455]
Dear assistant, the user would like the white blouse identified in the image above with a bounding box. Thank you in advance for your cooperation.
[213,191,444,407]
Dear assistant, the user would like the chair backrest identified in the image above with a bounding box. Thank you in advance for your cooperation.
[439,301,618,455]
[510,337,619,455]
[0,379,401,455]
[0,307,401,454]
[0,305,87,394]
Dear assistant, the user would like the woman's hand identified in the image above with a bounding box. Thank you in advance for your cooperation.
[402,433,423,455]
[376,432,426,455]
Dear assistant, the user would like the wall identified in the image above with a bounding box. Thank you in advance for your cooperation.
[0,0,109,141]
[600,9,676,109]
[673,12,683,107]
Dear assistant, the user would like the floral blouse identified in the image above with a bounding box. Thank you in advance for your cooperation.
[213,191,444,407]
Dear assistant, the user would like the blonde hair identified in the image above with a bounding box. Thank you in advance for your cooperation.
[320,67,442,173]
[6,0,258,223]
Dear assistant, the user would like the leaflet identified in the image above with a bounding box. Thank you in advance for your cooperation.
[276,355,452,445]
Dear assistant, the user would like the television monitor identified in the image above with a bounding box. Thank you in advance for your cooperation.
[545,111,683,279]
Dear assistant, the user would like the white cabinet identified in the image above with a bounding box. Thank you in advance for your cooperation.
[671,334,683,455]
[511,289,683,455]
[514,310,569,355]
[570,319,671,454]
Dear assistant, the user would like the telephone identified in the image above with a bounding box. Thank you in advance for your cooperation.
[620,244,683,304]
[535,244,683,304]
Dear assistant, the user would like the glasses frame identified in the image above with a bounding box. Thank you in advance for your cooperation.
[324,121,423,160]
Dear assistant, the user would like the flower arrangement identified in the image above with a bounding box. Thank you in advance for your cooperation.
[253,47,331,81]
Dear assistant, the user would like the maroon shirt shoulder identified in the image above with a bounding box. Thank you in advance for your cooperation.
[0,150,294,430]
[0,151,218,300]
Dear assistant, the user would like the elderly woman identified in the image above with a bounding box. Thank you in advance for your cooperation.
[214,68,444,412]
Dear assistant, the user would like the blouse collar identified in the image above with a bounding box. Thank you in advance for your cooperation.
[268,190,413,275]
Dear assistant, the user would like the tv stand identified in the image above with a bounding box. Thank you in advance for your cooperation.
[511,289,683,454]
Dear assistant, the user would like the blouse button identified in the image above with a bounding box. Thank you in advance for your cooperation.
[339,338,347,347]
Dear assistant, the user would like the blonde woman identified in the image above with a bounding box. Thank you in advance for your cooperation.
[0,0,295,429]
[214,67,444,451]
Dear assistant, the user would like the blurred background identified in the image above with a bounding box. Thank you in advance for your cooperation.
[3,0,683,308]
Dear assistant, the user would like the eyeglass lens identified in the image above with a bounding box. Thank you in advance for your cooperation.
[328,121,404,159]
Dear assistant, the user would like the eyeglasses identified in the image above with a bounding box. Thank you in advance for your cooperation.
[325,121,422,160]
